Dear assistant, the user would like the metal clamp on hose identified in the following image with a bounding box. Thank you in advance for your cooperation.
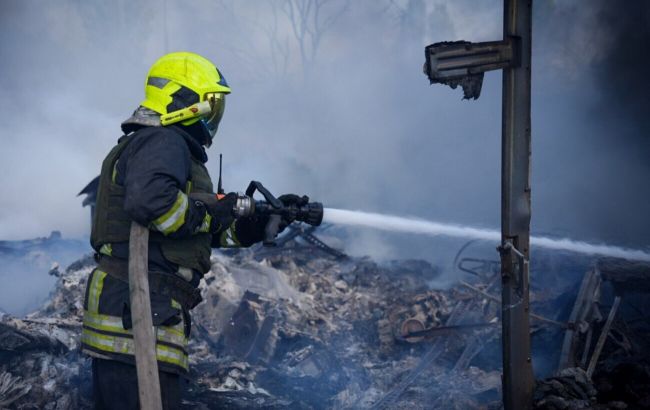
[233,195,254,218]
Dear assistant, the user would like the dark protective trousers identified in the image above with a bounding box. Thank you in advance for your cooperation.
[92,358,181,410]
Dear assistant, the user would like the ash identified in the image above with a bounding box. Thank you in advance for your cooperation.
[1,233,648,409]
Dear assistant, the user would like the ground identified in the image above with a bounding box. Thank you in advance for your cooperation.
[0,233,648,409]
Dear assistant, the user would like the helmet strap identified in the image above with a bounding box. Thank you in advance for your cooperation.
[178,120,212,148]
[198,120,213,147]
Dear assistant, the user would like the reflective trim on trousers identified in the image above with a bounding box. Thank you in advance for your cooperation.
[83,311,188,348]
[87,270,107,313]
[81,327,189,370]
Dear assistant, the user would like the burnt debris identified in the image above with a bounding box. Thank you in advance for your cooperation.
[0,234,648,409]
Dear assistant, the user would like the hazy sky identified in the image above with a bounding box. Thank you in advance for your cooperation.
[0,0,648,257]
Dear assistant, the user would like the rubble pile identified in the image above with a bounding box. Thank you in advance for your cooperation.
[533,367,599,409]
[531,258,650,409]
[0,255,94,409]
[589,259,650,408]
[0,234,648,409]
[187,242,514,409]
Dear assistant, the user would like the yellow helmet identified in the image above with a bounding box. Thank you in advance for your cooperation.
[141,52,231,144]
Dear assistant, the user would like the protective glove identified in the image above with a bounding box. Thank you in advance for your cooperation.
[189,192,237,233]
[233,214,267,247]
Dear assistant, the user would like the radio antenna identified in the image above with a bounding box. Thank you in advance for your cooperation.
[217,153,224,195]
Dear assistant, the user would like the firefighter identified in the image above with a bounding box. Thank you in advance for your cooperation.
[82,52,295,409]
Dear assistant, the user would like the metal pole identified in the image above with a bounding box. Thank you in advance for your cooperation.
[500,0,534,409]
[129,222,163,410]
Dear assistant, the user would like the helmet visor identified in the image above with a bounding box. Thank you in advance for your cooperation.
[203,92,226,139]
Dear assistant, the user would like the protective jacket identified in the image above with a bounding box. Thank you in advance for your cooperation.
[81,116,243,374]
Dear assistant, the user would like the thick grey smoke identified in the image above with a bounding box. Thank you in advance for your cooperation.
[0,0,648,259]
[531,0,650,251]
[591,0,650,140]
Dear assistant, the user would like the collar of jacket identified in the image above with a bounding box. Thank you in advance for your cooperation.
[169,124,208,163]
[120,106,208,163]
[121,106,161,134]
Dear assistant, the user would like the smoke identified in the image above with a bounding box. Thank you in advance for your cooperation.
[531,0,650,249]
[0,1,647,260]
[591,1,650,138]
[0,233,90,315]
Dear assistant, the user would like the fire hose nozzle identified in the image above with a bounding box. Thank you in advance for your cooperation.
[252,200,324,227]
[231,194,323,226]
[243,181,323,246]
[298,201,324,226]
